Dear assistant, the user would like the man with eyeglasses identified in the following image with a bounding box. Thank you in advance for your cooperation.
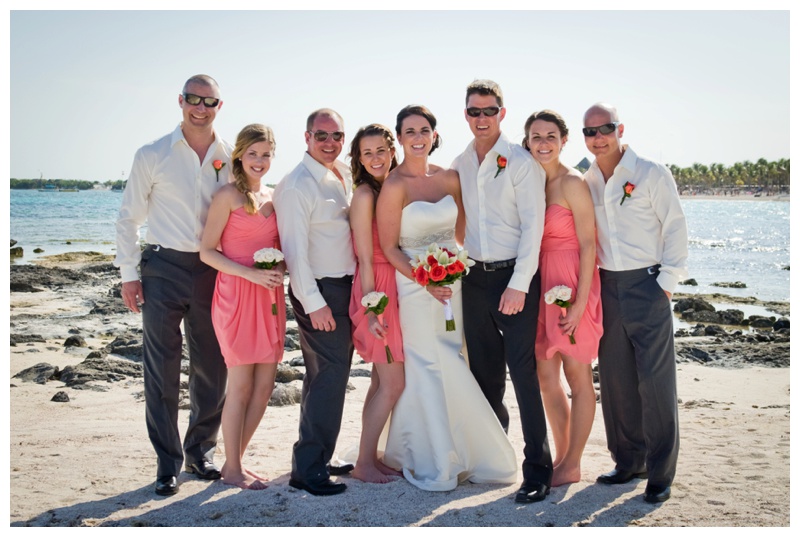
[115,74,231,496]
[582,102,688,504]
[274,108,356,496]
[451,79,553,503]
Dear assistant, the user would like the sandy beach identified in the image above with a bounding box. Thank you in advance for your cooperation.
[7,253,791,527]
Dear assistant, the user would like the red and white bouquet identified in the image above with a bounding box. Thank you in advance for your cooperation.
[410,243,475,331]
[253,247,284,315]
[361,291,393,363]
[544,285,576,344]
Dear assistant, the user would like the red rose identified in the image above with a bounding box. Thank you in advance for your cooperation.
[447,260,465,274]
[497,156,508,168]
[414,266,430,286]
[427,254,438,266]
[430,265,447,282]
[213,159,224,171]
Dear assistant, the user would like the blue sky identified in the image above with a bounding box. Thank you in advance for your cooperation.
[5,4,793,184]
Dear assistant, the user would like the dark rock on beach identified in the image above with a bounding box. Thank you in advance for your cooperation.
[63,335,87,347]
[681,308,745,325]
[11,334,46,346]
[51,391,70,403]
[679,278,698,286]
[59,355,143,387]
[13,363,60,384]
[673,297,715,313]
[712,281,747,289]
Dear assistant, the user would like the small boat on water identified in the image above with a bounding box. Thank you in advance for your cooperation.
[38,184,59,192]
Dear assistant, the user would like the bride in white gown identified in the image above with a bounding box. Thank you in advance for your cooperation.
[376,105,517,491]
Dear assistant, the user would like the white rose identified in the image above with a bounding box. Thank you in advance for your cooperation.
[544,289,556,305]
[361,291,386,309]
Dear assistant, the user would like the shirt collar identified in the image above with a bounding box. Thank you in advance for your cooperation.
[170,123,221,153]
[302,152,349,185]
[589,144,637,178]
[464,132,514,160]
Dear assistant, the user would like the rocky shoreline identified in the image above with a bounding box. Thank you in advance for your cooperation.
[9,252,791,398]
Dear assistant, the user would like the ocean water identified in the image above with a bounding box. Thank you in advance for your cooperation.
[8,191,791,302]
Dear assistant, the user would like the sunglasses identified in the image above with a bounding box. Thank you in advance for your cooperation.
[183,93,220,108]
[308,130,344,142]
[582,122,619,137]
[466,106,501,118]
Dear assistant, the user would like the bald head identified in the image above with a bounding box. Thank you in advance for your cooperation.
[584,102,619,124]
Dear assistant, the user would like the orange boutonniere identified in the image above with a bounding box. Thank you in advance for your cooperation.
[213,159,226,182]
[620,181,635,205]
[494,155,507,178]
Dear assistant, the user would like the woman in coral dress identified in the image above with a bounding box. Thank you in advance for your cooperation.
[200,124,285,490]
[524,110,603,487]
[347,124,406,484]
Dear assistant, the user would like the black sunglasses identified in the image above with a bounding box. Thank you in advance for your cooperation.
[183,93,220,108]
[582,122,619,137]
[466,106,501,118]
[308,130,344,142]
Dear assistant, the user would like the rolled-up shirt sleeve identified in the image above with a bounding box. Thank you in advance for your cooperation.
[508,157,546,292]
[114,147,152,283]
[274,184,327,313]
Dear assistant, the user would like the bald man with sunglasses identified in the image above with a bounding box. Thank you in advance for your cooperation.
[115,74,232,496]
[274,108,356,496]
[582,102,688,504]
[451,79,553,504]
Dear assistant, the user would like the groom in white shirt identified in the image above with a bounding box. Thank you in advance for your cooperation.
[582,102,688,504]
[274,109,356,496]
[452,79,553,503]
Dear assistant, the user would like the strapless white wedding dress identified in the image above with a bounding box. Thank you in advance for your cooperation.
[382,195,517,491]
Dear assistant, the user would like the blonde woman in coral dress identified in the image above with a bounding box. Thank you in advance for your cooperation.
[524,110,603,487]
[200,124,285,490]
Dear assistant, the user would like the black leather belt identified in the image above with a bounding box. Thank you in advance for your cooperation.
[472,258,516,272]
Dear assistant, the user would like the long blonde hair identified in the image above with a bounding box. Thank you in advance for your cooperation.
[231,124,276,215]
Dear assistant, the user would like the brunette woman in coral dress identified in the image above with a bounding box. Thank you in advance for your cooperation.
[524,110,603,487]
[200,124,285,490]
[347,124,406,484]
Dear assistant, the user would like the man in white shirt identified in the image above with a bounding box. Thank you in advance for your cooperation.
[582,102,688,504]
[452,80,553,503]
[115,74,232,496]
[274,109,356,496]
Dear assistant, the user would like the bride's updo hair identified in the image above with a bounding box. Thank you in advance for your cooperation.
[348,123,398,196]
[395,105,442,155]
[521,110,569,151]
[231,123,276,215]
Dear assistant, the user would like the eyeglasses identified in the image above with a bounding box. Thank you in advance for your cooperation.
[308,130,344,142]
[582,122,619,137]
[183,93,220,108]
[466,106,501,118]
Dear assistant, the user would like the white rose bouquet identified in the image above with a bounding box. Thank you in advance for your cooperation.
[544,285,576,344]
[361,291,393,363]
[253,247,284,314]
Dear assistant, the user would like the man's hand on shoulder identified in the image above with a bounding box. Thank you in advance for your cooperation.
[309,305,336,332]
[121,280,145,313]
[498,287,526,316]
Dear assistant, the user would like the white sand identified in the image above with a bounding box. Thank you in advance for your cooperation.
[8,333,790,527]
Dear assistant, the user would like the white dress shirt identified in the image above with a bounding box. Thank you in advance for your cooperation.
[584,145,689,294]
[114,124,233,283]
[452,132,546,292]
[273,152,356,314]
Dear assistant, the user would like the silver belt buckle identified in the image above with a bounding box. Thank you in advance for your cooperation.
[647,266,657,275]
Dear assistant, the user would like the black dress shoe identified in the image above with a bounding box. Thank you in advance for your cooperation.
[644,485,671,503]
[185,460,221,480]
[327,463,354,476]
[596,468,648,485]
[155,475,179,496]
[289,477,347,496]
[514,481,551,503]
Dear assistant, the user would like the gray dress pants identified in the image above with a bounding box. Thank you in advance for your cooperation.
[140,245,227,478]
[598,266,679,488]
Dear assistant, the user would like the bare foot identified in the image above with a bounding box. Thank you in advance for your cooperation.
[222,472,269,490]
[245,468,268,481]
[352,463,391,484]
[376,459,402,477]
[552,463,581,487]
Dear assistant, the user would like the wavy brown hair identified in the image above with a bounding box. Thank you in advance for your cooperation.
[231,123,276,215]
[348,124,398,196]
